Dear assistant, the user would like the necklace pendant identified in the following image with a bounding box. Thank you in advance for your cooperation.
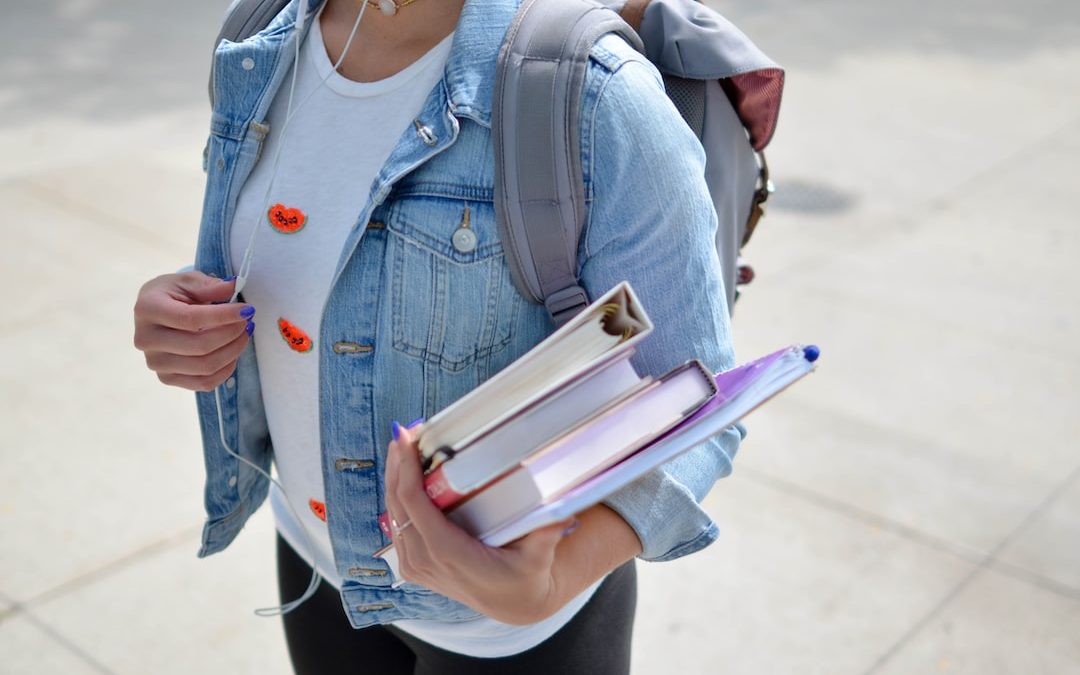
[378,0,397,15]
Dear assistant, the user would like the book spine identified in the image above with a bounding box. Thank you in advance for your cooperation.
[423,467,470,510]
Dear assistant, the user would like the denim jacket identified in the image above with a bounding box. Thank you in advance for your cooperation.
[193,0,742,629]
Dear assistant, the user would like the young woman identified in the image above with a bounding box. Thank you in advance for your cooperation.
[132,0,741,671]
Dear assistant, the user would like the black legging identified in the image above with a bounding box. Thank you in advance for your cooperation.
[277,535,637,674]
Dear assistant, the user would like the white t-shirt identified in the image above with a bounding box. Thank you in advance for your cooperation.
[229,15,598,658]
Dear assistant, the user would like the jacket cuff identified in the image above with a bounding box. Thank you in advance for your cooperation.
[602,424,744,561]
[603,468,718,561]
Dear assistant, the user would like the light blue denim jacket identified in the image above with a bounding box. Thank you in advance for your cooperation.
[193,0,742,629]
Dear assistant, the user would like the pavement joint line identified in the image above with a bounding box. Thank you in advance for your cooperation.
[15,604,118,675]
[739,467,987,566]
[749,113,1080,296]
[919,113,1080,218]
[17,177,181,254]
[862,460,1080,674]
[985,558,1080,602]
[751,267,1080,370]
[745,466,1080,603]
[21,525,203,611]
[794,379,1079,488]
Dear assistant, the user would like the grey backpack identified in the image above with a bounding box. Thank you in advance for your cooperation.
[212,0,784,325]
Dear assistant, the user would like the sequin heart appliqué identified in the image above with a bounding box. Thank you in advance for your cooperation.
[267,203,307,233]
[278,318,314,353]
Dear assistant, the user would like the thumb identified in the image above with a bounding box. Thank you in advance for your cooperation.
[176,272,238,305]
[507,517,577,560]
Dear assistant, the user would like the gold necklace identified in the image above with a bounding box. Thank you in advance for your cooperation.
[367,0,421,16]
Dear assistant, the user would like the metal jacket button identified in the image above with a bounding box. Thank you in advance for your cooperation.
[452,206,476,253]
[452,228,477,253]
[335,458,375,471]
[413,119,437,146]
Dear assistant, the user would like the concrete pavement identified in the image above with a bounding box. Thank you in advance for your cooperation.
[2,1,1078,673]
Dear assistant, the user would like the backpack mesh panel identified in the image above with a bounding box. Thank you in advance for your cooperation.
[662,75,706,139]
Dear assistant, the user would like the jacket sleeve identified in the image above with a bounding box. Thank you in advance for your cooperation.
[579,41,744,561]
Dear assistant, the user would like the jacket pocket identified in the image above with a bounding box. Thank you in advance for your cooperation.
[387,196,518,373]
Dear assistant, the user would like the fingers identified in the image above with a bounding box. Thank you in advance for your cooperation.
[138,292,252,332]
[143,325,250,377]
[134,272,255,392]
[156,357,241,392]
[172,271,241,305]
[135,273,252,333]
[391,424,469,552]
[136,320,248,358]
[504,518,575,572]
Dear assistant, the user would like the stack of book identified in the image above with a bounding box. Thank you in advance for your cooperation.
[376,282,817,574]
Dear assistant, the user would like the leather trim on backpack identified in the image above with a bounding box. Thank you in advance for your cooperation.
[618,0,652,32]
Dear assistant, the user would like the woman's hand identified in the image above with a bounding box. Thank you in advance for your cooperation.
[384,422,578,625]
[133,271,255,392]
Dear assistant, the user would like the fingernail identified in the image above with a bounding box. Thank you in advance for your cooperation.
[561,519,581,537]
[407,417,424,429]
[239,305,255,319]
[222,274,237,282]
[245,320,255,336]
[391,420,402,442]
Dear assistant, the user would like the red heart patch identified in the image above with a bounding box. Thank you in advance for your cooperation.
[267,203,306,233]
[278,317,313,353]
[309,498,327,522]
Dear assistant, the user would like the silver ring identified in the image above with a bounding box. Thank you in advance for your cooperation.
[391,518,413,537]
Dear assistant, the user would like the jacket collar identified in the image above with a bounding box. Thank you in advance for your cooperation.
[215,0,515,131]
[442,0,520,127]
[297,0,519,126]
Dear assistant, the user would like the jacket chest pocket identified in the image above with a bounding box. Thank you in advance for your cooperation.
[386,196,518,372]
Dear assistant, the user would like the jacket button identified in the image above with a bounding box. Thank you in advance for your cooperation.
[348,567,388,577]
[335,458,375,471]
[332,341,374,354]
[225,376,236,389]
[227,475,238,488]
[452,227,477,253]
[413,119,437,146]
[241,57,255,71]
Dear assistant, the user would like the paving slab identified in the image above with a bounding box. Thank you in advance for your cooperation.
[0,183,186,330]
[631,477,975,675]
[713,0,1080,221]
[874,568,1080,675]
[16,153,209,256]
[0,285,209,602]
[994,474,1080,594]
[31,507,291,675]
[756,116,1080,359]
[0,613,105,675]
[729,112,1080,553]
[734,286,1078,553]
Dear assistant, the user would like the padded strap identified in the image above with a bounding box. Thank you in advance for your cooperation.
[493,0,643,327]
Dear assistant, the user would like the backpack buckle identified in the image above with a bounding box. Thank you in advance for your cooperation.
[545,285,590,328]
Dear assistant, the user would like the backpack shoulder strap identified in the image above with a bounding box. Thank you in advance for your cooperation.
[493,0,643,327]
[208,0,293,106]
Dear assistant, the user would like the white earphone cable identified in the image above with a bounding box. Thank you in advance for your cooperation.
[232,0,369,302]
[218,0,370,616]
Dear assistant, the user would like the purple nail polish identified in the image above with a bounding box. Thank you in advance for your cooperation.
[245,320,255,336]
[561,519,581,537]
[391,421,402,441]
[222,274,238,282]
[407,417,424,429]
[239,305,255,319]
